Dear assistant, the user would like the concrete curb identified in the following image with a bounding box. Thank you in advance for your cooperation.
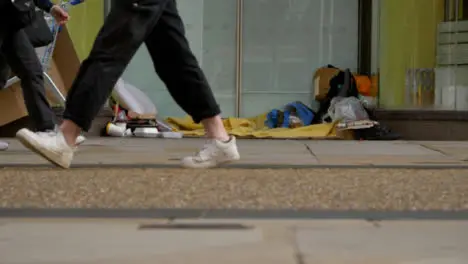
[1,208,468,220]
[1,163,468,169]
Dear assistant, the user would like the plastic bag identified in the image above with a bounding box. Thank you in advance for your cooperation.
[328,96,369,122]
[112,78,157,115]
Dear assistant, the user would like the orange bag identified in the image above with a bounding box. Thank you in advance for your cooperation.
[354,75,372,96]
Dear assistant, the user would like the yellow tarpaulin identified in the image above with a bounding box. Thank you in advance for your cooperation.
[165,114,344,139]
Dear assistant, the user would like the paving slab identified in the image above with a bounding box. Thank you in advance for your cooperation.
[297,221,468,263]
[419,141,468,161]
[1,219,468,264]
[0,138,317,166]
[1,138,468,167]
[315,154,463,166]
[235,139,317,165]
[302,141,443,156]
[301,141,463,166]
[0,220,277,264]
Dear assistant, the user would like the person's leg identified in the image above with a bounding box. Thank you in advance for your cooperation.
[16,0,169,168]
[3,28,87,148]
[60,1,169,142]
[0,53,10,89]
[3,29,86,145]
[145,0,239,168]
[2,29,56,131]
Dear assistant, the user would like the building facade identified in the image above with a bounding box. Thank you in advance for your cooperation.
[70,0,468,117]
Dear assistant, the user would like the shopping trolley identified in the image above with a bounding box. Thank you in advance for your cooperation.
[2,0,84,105]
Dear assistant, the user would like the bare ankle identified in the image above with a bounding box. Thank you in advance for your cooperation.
[201,115,230,141]
[60,120,82,146]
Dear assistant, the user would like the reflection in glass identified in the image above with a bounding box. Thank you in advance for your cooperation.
[240,0,359,117]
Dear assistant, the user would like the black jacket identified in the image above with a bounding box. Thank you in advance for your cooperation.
[0,0,53,12]
[0,0,54,29]
[34,0,54,12]
[0,0,54,88]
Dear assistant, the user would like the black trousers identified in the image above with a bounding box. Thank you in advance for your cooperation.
[0,27,56,132]
[64,0,221,131]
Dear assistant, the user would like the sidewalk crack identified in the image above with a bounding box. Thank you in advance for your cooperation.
[291,226,305,264]
[419,144,449,157]
[303,143,317,158]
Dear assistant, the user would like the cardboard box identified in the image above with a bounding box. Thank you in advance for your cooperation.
[45,59,67,106]
[0,83,29,127]
[335,120,379,140]
[51,26,80,91]
[0,26,80,126]
[313,67,339,101]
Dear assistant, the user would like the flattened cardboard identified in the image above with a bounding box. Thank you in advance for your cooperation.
[128,111,157,120]
[52,26,80,91]
[336,120,379,130]
[0,83,29,126]
[313,67,339,100]
[45,59,67,106]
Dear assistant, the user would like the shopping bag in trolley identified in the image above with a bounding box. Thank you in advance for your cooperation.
[23,10,55,48]
[39,0,75,72]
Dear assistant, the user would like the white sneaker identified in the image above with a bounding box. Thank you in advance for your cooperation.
[37,130,86,146]
[0,140,8,151]
[181,136,240,169]
[76,135,86,146]
[16,128,75,169]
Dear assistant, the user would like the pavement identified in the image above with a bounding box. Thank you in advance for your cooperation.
[1,218,468,264]
[0,137,468,168]
[1,138,468,210]
[1,138,468,263]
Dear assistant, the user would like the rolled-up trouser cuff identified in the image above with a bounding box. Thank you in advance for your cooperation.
[62,110,93,132]
[191,106,221,124]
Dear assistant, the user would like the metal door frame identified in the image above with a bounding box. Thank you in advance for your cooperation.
[235,0,243,117]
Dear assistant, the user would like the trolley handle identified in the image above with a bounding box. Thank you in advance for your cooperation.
[40,0,85,68]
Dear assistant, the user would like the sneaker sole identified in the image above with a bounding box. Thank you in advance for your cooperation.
[182,156,240,169]
[16,133,71,169]
[76,136,86,146]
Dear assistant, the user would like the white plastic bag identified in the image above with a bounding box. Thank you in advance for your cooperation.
[328,97,369,122]
[112,78,157,115]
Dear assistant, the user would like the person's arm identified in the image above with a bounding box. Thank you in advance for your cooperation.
[33,0,54,13]
[34,0,70,25]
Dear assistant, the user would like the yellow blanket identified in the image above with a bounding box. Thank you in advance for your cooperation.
[165,114,343,139]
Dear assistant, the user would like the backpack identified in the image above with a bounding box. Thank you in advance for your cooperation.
[314,65,359,123]
[265,101,315,129]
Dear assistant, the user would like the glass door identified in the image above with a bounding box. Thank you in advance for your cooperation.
[118,0,238,117]
[239,0,359,117]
